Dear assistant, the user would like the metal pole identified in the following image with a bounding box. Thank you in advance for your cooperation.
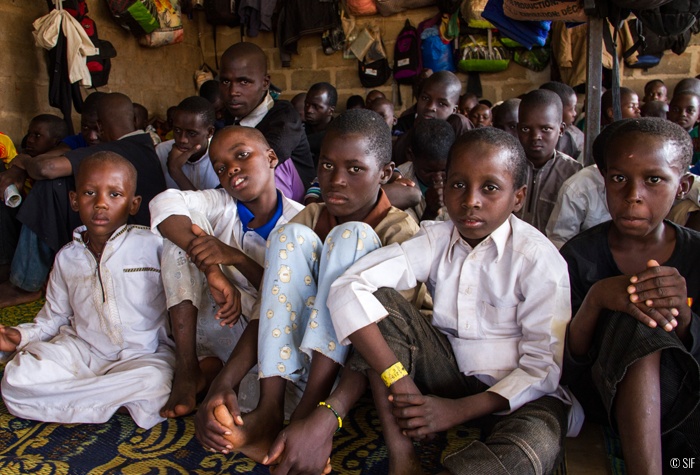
[584,17,604,167]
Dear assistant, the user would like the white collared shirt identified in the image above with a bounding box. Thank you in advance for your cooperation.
[546,165,610,249]
[155,139,220,191]
[15,225,173,362]
[239,92,275,128]
[328,215,582,433]
[149,188,304,317]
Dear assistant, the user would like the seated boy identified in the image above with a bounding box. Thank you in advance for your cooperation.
[561,118,700,474]
[541,82,583,161]
[55,91,105,152]
[643,79,668,103]
[368,98,398,134]
[0,115,70,283]
[150,126,304,419]
[304,82,337,165]
[515,89,582,233]
[546,120,633,249]
[467,103,492,128]
[392,71,463,165]
[194,109,420,461]
[261,127,580,475]
[641,100,669,118]
[458,92,478,117]
[199,80,227,130]
[385,119,455,222]
[366,89,386,106]
[601,87,641,126]
[0,152,175,429]
[156,97,219,191]
[346,95,365,110]
[134,103,161,146]
[492,98,520,138]
[667,90,700,165]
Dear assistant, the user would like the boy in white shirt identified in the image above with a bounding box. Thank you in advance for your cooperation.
[0,152,175,430]
[545,120,633,249]
[258,128,582,474]
[150,126,303,419]
[156,97,220,191]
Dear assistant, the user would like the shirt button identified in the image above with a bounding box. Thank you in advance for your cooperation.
[469,254,476,260]
[465,322,470,329]
[466,287,471,294]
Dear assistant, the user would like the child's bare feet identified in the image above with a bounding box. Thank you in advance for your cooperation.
[214,401,284,463]
[160,366,206,418]
[0,282,42,309]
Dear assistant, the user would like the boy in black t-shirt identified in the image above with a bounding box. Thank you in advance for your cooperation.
[561,118,700,474]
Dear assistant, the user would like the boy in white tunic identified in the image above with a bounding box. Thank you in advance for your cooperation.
[150,126,303,419]
[0,151,175,430]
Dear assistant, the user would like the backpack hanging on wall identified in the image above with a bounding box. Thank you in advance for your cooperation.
[358,38,392,88]
[393,20,420,84]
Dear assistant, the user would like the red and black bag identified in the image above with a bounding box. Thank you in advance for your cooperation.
[393,20,420,85]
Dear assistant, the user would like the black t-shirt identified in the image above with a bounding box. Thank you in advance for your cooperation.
[560,220,700,363]
[17,133,166,252]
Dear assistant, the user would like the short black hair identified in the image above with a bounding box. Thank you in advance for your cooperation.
[199,80,222,103]
[422,71,462,105]
[520,89,562,120]
[493,98,521,122]
[308,82,338,108]
[346,95,365,109]
[324,109,392,166]
[30,114,70,140]
[604,117,693,172]
[82,92,106,119]
[592,118,636,171]
[478,99,492,107]
[447,127,528,188]
[671,90,700,104]
[177,96,216,128]
[460,92,478,103]
[411,119,455,162]
[674,78,700,96]
[601,87,637,113]
[644,79,665,93]
[76,151,138,195]
[540,81,576,108]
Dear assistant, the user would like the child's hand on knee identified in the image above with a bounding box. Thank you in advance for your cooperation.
[188,224,241,270]
[592,273,678,332]
[204,266,242,326]
[0,325,20,352]
[628,259,690,331]
[389,393,457,438]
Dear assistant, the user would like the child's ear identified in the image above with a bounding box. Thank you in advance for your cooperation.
[267,148,279,169]
[379,161,395,185]
[328,106,336,117]
[129,195,142,216]
[677,173,694,200]
[392,116,397,126]
[263,74,271,91]
[559,121,566,136]
[512,185,527,213]
[207,126,215,140]
[69,190,79,212]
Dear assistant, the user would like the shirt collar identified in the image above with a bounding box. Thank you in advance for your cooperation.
[117,130,147,140]
[239,92,275,128]
[236,190,284,240]
[314,188,392,242]
[447,215,512,263]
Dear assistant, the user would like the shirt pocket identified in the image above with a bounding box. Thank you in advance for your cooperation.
[122,266,163,304]
[480,301,520,337]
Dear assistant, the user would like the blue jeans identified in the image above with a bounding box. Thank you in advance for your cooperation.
[10,225,54,292]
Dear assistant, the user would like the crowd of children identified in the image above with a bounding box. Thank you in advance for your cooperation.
[0,39,699,475]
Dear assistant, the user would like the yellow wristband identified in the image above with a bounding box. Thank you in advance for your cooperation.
[318,401,342,434]
[381,362,408,388]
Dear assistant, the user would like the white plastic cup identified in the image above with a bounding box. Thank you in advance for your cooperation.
[4,184,21,208]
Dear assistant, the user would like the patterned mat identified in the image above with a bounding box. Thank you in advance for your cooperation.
[602,426,626,475]
[0,301,568,475]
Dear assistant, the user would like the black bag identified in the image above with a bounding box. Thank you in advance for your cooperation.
[393,20,420,85]
[359,56,392,88]
[437,0,461,14]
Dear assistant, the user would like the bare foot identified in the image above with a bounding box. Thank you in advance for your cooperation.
[0,282,42,309]
[160,365,206,418]
[214,402,284,463]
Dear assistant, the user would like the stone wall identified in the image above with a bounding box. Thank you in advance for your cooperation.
[0,0,203,145]
[2,0,700,147]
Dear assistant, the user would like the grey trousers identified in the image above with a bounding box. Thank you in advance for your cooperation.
[348,288,567,475]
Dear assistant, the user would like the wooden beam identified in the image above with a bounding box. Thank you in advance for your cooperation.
[584,17,604,166]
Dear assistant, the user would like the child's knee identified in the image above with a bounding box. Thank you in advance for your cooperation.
[325,221,379,248]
